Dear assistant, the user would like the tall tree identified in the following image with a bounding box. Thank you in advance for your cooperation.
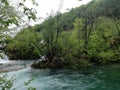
[0,0,37,53]
[0,0,37,31]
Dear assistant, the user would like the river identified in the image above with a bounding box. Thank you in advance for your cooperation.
[0,60,120,90]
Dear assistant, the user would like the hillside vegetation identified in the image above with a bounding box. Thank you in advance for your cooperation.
[5,0,120,69]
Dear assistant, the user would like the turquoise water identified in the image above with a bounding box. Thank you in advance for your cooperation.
[6,65,120,90]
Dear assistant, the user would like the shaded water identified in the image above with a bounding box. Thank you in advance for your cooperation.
[5,65,120,90]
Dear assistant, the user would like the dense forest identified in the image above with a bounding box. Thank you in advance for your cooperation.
[4,0,120,69]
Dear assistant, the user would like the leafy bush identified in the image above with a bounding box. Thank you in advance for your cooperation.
[0,74,36,90]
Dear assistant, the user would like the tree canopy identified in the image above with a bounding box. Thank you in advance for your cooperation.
[4,0,120,69]
[0,0,37,31]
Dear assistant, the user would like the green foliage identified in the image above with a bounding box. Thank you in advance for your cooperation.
[5,27,41,60]
[27,87,36,90]
[0,0,37,31]
[0,0,37,59]
[6,0,120,69]
[0,74,14,90]
[0,74,36,90]
[24,79,34,86]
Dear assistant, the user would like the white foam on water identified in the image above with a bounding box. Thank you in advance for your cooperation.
[0,51,10,64]
[0,59,11,64]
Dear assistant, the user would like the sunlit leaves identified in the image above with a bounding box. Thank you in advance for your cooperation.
[23,7,37,21]
[0,74,14,90]
[0,0,37,31]
[5,26,41,60]
[24,79,34,86]
[1,0,9,6]
[0,74,36,90]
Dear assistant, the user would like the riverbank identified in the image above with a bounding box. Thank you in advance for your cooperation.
[31,58,120,70]
[31,59,93,70]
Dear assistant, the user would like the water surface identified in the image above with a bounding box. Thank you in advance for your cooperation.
[5,65,120,90]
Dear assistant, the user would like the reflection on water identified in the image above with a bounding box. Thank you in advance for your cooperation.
[5,65,120,90]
